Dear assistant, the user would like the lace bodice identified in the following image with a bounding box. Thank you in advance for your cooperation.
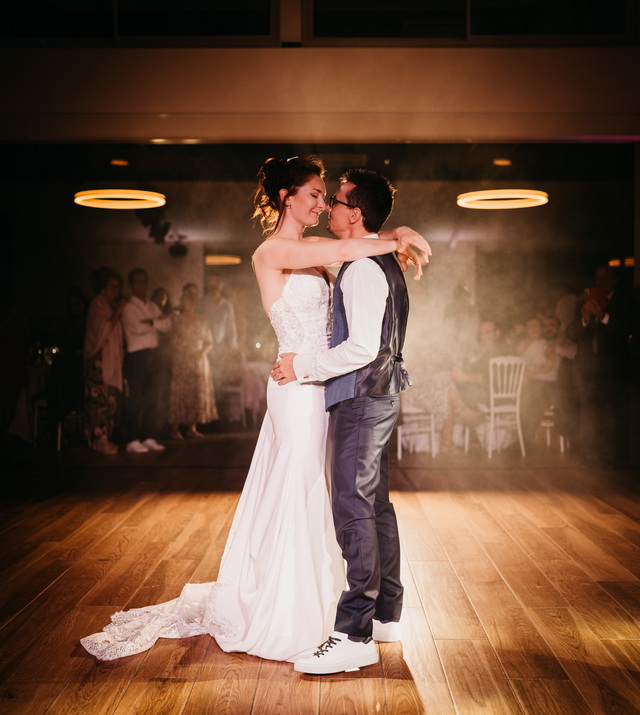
[268,272,332,354]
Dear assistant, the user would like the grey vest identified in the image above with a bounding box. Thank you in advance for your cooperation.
[325,254,409,410]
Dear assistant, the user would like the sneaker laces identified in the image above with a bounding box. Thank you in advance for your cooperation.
[313,634,341,658]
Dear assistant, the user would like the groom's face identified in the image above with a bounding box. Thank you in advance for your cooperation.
[327,182,356,238]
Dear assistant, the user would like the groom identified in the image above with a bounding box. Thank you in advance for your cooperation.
[274,169,424,675]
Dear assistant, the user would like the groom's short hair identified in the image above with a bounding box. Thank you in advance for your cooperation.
[340,168,395,233]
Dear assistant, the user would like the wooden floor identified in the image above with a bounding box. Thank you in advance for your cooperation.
[0,431,639,715]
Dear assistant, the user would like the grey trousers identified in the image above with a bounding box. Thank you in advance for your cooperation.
[329,394,403,638]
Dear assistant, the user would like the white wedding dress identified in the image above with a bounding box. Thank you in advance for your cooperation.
[81,272,345,662]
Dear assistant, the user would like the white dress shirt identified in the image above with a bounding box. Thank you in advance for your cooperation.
[122,296,171,353]
[294,248,389,383]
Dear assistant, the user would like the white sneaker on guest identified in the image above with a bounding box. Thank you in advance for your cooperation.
[293,632,378,675]
[372,619,401,642]
[142,438,165,452]
[126,439,149,453]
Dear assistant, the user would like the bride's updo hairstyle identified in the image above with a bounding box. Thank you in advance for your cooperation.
[253,156,325,235]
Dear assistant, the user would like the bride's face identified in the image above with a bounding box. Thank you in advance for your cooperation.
[286,175,327,228]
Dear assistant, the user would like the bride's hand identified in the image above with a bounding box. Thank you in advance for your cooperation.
[396,245,424,280]
[394,227,431,261]
[380,226,432,278]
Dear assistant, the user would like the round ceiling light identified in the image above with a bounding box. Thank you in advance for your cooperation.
[73,189,166,209]
[456,189,549,209]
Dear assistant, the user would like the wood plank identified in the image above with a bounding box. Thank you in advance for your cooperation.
[378,641,427,715]
[478,539,568,608]
[510,678,592,714]
[486,508,570,562]
[0,557,130,681]
[541,524,635,581]
[9,605,124,684]
[383,606,455,714]
[112,678,195,714]
[526,607,640,714]
[0,547,76,630]
[392,491,430,520]
[134,635,210,680]
[399,550,421,609]
[410,561,486,640]
[399,517,449,561]
[458,502,568,608]
[451,557,566,679]
[79,538,170,608]
[185,642,261,714]
[433,526,488,563]
[24,499,112,544]
[597,580,640,621]
[529,488,640,579]
[252,658,319,715]
[436,639,522,714]
[0,682,65,714]
[530,560,640,639]
[601,640,640,686]
[125,559,200,610]
[46,660,143,715]
[319,675,386,715]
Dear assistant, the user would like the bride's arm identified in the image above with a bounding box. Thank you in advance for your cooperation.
[254,227,431,274]
[253,236,400,271]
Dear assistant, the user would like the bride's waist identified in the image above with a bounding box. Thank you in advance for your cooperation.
[278,339,329,354]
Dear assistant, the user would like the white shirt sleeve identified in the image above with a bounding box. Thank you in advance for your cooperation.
[122,300,152,338]
[294,258,388,382]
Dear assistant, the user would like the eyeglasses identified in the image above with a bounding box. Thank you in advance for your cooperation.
[329,195,358,210]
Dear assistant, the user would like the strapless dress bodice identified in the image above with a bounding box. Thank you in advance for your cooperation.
[268,272,331,354]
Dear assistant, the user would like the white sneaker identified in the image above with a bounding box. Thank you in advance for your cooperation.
[293,632,378,675]
[142,438,165,452]
[126,439,149,453]
[372,619,401,642]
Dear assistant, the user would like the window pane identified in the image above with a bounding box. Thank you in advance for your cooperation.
[313,0,466,39]
[2,1,113,41]
[470,0,626,35]
[118,0,271,37]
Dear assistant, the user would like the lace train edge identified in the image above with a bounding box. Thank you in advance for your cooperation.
[80,582,220,661]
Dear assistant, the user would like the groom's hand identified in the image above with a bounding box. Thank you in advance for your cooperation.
[271,353,297,385]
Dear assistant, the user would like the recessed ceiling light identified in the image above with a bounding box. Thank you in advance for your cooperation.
[492,158,512,166]
[205,254,242,266]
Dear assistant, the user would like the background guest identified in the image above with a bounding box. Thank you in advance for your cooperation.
[451,320,509,411]
[169,285,218,439]
[83,267,126,454]
[567,265,633,465]
[121,268,171,453]
[151,286,174,438]
[199,273,239,406]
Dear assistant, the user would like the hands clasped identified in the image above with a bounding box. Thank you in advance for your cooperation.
[392,227,432,280]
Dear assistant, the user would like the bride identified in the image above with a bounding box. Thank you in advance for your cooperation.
[81,156,429,663]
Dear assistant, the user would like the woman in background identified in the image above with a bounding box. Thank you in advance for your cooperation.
[83,267,126,454]
[168,284,218,438]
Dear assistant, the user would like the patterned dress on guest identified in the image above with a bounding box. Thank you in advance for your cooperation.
[169,313,218,425]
